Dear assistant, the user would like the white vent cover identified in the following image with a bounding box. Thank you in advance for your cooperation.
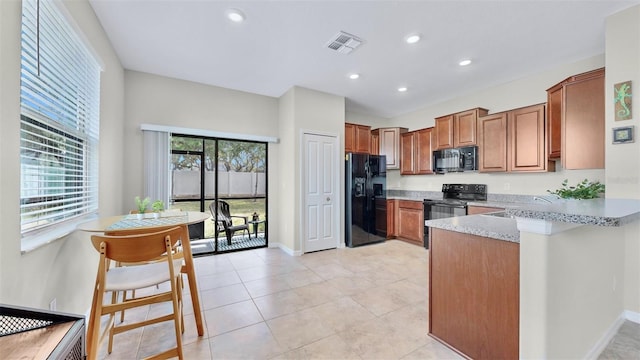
[326,31,363,54]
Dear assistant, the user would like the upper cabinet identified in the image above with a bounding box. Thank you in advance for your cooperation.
[546,68,605,170]
[370,131,380,155]
[509,104,554,172]
[435,108,488,150]
[373,127,408,170]
[345,123,371,154]
[401,128,434,175]
[478,104,555,173]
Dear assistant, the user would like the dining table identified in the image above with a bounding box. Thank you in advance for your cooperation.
[76,211,210,338]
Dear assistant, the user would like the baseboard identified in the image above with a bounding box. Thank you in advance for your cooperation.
[625,309,640,324]
[584,312,627,359]
[271,242,301,256]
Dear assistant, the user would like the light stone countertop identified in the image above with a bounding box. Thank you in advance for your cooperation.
[424,198,640,243]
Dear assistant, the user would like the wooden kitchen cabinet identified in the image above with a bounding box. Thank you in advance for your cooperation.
[372,127,408,169]
[401,128,434,175]
[386,199,397,238]
[430,228,519,360]
[435,108,488,150]
[478,104,554,173]
[397,200,423,245]
[370,131,379,155]
[467,205,505,215]
[546,68,605,169]
[345,123,371,154]
[478,112,508,172]
[434,115,454,150]
[509,104,555,172]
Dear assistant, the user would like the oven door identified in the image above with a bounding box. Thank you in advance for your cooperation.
[423,200,468,249]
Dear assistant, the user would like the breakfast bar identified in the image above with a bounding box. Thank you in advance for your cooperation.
[425,198,640,359]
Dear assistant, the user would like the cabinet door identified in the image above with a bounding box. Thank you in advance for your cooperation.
[370,132,380,155]
[387,200,397,238]
[434,116,454,150]
[563,71,605,169]
[397,200,423,244]
[379,128,407,169]
[546,84,563,159]
[400,132,416,175]
[454,110,478,147]
[478,112,507,172]
[416,128,433,174]
[508,104,551,172]
[355,125,371,153]
[345,123,355,153]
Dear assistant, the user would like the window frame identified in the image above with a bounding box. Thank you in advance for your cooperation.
[19,0,101,252]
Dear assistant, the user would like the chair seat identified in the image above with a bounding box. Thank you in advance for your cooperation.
[227,224,248,232]
[105,259,183,292]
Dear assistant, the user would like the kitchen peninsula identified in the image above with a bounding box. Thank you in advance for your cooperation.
[425,198,640,359]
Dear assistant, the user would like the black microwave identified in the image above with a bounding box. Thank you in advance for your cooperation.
[433,146,478,173]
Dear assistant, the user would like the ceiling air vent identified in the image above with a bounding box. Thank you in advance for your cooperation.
[326,31,363,54]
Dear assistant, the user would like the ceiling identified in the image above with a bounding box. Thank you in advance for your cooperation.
[88,0,640,119]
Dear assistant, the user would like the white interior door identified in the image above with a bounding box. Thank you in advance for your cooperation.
[303,133,338,253]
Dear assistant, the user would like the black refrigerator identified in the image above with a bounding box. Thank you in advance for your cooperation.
[345,153,387,247]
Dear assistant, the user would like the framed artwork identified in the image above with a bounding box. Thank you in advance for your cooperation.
[612,126,634,144]
[614,81,632,121]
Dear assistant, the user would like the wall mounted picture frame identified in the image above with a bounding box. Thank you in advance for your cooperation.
[612,126,634,144]
[614,81,632,121]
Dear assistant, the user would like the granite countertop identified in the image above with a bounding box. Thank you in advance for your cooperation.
[425,198,640,243]
[426,213,520,243]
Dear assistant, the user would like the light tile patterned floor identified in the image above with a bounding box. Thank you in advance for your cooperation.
[95,240,638,359]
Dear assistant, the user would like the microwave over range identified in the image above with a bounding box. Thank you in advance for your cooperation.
[433,146,478,173]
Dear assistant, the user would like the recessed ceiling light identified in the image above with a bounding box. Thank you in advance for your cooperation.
[397,87,408,92]
[405,34,421,44]
[459,59,472,66]
[226,8,245,23]
[349,73,360,80]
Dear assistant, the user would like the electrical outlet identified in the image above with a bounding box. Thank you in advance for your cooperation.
[504,183,511,190]
[49,298,57,311]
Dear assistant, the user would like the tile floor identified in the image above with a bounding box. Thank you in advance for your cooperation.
[96,240,638,359]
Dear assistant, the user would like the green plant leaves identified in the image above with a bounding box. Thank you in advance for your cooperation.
[547,179,605,199]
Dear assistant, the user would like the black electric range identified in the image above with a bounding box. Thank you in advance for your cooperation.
[422,184,487,248]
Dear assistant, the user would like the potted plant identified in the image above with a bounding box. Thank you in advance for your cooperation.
[135,196,150,219]
[151,200,164,218]
[547,179,605,200]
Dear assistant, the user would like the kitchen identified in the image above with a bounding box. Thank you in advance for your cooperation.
[2,1,640,359]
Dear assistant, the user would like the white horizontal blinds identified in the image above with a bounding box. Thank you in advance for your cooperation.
[20,0,100,234]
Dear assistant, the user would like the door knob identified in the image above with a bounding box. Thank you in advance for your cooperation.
[326,197,330,202]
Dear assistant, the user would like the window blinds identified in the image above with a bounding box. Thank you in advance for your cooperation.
[20,0,101,234]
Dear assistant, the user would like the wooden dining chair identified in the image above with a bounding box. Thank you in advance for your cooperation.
[87,226,185,360]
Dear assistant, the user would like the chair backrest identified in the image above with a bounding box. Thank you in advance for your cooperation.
[91,226,183,263]
[209,200,232,227]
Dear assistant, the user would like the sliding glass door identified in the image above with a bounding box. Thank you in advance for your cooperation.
[171,135,267,254]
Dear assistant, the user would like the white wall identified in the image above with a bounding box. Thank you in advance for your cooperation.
[346,110,390,129]
[0,0,125,313]
[605,5,640,314]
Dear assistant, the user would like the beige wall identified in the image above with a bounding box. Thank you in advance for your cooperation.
[0,0,125,313]
[346,110,389,129]
[278,86,345,253]
[605,5,640,314]
[520,225,626,359]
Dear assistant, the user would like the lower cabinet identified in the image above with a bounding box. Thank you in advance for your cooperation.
[467,206,504,215]
[429,228,519,359]
[396,200,423,245]
[387,200,397,238]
